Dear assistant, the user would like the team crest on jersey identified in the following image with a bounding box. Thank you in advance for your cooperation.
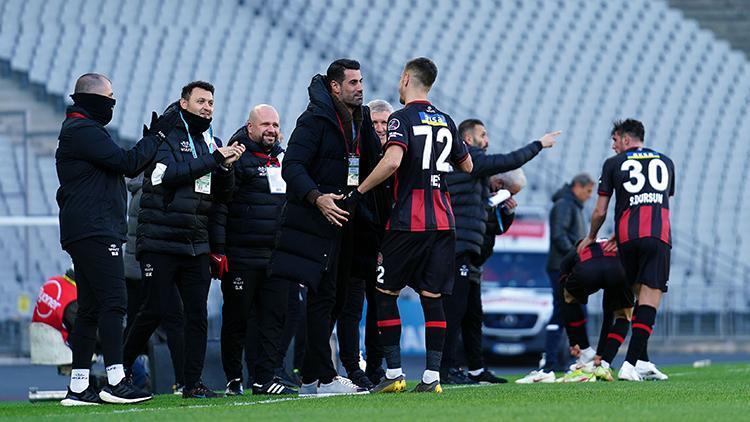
[388,118,400,131]
[180,140,192,152]
[418,112,448,127]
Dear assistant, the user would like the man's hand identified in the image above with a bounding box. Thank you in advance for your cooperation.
[338,189,364,215]
[210,253,229,279]
[577,237,594,254]
[143,110,179,140]
[218,141,245,165]
[602,236,618,253]
[538,130,562,148]
[502,196,518,212]
[315,193,349,227]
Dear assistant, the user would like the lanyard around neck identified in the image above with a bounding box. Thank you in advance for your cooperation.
[179,111,214,159]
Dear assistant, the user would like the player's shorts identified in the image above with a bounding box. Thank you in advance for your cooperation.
[618,237,671,292]
[376,230,455,295]
[564,258,634,312]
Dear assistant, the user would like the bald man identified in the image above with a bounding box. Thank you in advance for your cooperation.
[209,105,296,395]
[56,73,178,405]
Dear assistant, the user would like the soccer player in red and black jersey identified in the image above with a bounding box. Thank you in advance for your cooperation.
[352,57,473,393]
[578,119,675,381]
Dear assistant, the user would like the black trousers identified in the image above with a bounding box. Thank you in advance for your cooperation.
[66,237,127,370]
[363,272,383,372]
[301,224,354,385]
[442,259,484,371]
[333,276,365,375]
[221,269,288,385]
[123,253,209,388]
[278,282,306,371]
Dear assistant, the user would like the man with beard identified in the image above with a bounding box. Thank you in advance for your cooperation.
[210,104,296,395]
[56,73,177,405]
[268,59,384,395]
[124,81,245,399]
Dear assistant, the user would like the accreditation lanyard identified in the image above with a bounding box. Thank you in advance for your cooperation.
[336,114,360,186]
[180,111,215,194]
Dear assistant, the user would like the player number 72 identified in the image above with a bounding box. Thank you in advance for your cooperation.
[414,125,452,172]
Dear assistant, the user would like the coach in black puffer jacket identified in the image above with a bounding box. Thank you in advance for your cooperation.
[447,141,542,264]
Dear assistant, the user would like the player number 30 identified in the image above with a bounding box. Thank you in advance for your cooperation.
[621,158,669,193]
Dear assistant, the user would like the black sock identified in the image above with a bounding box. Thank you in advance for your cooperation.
[641,340,650,362]
[420,296,446,372]
[600,317,629,365]
[375,290,402,371]
[562,302,589,350]
[596,312,614,355]
[625,305,656,365]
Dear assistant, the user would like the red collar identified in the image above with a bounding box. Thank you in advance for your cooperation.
[66,112,88,120]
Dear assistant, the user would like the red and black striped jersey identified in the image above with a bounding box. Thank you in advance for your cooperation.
[598,147,675,246]
[384,100,469,232]
[560,241,619,276]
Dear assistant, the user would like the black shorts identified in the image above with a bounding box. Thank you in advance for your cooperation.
[618,237,671,292]
[564,258,634,312]
[377,230,455,295]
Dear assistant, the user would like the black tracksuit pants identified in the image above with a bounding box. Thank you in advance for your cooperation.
[221,268,288,385]
[66,236,127,370]
[123,252,209,389]
[442,257,485,371]
[333,276,366,375]
[363,273,383,373]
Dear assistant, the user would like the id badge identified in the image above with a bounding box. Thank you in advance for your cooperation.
[267,167,286,194]
[195,173,211,194]
[347,155,360,186]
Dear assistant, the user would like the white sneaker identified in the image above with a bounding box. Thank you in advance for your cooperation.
[316,376,369,395]
[515,370,556,384]
[618,361,643,381]
[299,381,318,396]
[635,360,668,381]
[569,347,596,372]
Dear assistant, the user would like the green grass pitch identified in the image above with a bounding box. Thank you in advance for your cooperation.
[1,363,748,421]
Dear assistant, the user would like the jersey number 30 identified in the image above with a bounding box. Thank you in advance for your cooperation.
[414,125,452,172]
[621,158,669,193]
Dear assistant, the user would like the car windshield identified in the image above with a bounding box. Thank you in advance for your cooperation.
[482,252,550,288]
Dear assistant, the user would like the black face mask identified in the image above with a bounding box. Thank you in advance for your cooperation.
[180,109,212,134]
[70,93,116,126]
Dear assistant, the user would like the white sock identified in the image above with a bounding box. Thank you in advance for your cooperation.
[70,369,90,393]
[422,369,439,384]
[468,368,484,377]
[106,364,126,386]
[386,368,403,379]
[601,360,611,369]
[581,347,595,357]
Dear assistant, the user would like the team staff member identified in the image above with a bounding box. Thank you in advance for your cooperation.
[210,104,295,396]
[125,81,244,399]
[56,73,177,406]
[269,59,382,395]
[579,119,675,382]
[443,118,558,384]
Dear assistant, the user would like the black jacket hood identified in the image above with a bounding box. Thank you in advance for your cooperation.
[306,74,340,127]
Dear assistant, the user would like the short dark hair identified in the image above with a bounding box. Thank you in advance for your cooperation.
[611,118,645,142]
[571,173,595,187]
[458,118,485,140]
[181,81,215,100]
[404,57,438,88]
[74,73,111,93]
[326,59,360,86]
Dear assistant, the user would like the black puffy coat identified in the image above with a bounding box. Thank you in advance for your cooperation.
[446,141,542,259]
[209,127,286,270]
[124,175,143,280]
[137,111,234,257]
[268,75,384,290]
[546,185,586,271]
[55,105,161,248]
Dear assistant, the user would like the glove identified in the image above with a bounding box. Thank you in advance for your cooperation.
[210,253,229,279]
[144,109,179,140]
[339,189,364,215]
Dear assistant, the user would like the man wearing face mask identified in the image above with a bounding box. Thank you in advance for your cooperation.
[56,73,178,406]
[269,59,384,395]
[124,81,245,399]
[209,104,296,396]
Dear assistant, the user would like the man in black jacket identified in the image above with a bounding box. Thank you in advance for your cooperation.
[210,104,295,396]
[268,59,383,395]
[56,73,177,406]
[124,81,245,399]
[442,119,558,384]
